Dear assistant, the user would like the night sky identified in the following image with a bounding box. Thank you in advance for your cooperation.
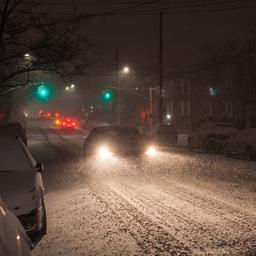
[40,1,256,89]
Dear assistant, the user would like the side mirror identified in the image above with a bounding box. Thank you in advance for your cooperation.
[36,162,43,172]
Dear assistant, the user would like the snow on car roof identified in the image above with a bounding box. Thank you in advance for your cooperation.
[0,136,34,172]
[215,123,237,127]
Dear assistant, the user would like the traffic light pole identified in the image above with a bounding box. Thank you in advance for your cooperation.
[159,12,163,124]
[116,48,121,125]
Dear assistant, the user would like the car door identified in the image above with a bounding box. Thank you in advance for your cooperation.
[229,133,242,155]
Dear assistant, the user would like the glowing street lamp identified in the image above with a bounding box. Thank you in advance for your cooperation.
[166,113,171,120]
[70,84,75,89]
[117,65,130,125]
[24,53,32,61]
[65,86,70,91]
[123,66,130,74]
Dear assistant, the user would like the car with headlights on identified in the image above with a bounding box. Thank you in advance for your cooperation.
[0,198,32,256]
[83,126,156,157]
[0,136,46,245]
[188,122,239,153]
[223,128,256,160]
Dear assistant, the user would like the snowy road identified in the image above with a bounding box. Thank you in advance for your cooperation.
[28,120,256,256]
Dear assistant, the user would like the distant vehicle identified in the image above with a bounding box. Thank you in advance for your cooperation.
[223,128,256,160]
[153,124,177,146]
[83,126,157,157]
[54,118,62,127]
[0,136,47,244]
[0,122,27,145]
[38,110,51,119]
[0,198,32,256]
[188,122,239,153]
[60,117,77,130]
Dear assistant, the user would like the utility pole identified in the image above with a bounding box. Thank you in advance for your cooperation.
[116,48,121,125]
[159,12,163,124]
[149,87,153,128]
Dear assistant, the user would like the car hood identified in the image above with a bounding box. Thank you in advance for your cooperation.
[0,171,41,216]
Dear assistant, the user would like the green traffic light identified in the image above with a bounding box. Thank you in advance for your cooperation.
[37,85,50,99]
[102,90,112,102]
[104,92,111,100]
[33,82,53,102]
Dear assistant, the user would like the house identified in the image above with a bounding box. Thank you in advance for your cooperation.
[163,78,191,132]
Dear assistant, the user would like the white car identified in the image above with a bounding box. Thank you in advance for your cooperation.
[0,198,32,256]
[0,136,47,245]
[188,122,239,153]
[224,128,256,160]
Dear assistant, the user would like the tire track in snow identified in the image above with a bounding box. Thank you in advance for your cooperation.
[89,184,192,256]
[103,179,256,255]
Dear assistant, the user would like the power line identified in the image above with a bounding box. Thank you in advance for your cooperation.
[164,46,256,79]
[37,0,160,26]
[40,0,254,6]
[117,4,256,15]
[33,0,256,16]
[129,46,256,89]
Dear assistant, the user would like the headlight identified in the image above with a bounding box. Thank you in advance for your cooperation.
[146,146,157,156]
[98,146,112,158]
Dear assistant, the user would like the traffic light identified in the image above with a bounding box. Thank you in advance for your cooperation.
[37,85,50,99]
[102,90,113,102]
[33,82,53,102]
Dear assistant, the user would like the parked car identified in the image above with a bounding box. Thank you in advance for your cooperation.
[0,122,27,145]
[223,128,256,160]
[153,124,177,146]
[0,198,32,256]
[0,136,46,244]
[83,126,156,157]
[188,122,239,153]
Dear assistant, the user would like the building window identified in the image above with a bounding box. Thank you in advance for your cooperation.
[203,101,212,115]
[176,79,190,94]
[224,101,233,115]
[225,80,233,94]
[177,101,190,115]
[166,101,173,114]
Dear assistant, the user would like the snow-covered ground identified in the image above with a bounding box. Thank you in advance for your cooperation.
[27,120,256,256]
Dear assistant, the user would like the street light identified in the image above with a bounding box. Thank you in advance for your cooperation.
[24,53,32,60]
[70,84,75,89]
[123,66,130,74]
[117,66,130,125]
[65,86,70,91]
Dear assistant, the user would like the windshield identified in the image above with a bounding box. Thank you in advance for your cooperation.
[0,141,32,172]
[92,127,142,141]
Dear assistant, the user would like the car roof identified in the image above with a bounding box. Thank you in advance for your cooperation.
[0,122,24,129]
[215,122,236,127]
[0,135,21,142]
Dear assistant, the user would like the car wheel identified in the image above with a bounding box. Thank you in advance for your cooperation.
[245,147,253,161]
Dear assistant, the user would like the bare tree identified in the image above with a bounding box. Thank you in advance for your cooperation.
[0,0,94,95]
